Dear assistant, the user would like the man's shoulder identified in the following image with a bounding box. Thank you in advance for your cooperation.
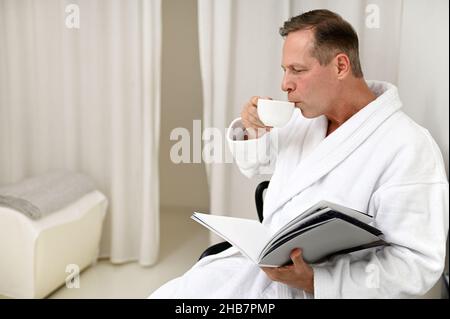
[381,110,435,149]
[376,111,447,183]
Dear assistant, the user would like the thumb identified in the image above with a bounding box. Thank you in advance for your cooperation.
[291,248,305,267]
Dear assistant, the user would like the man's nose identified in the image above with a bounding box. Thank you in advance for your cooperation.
[281,73,295,93]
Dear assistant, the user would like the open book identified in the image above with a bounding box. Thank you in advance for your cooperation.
[192,201,387,267]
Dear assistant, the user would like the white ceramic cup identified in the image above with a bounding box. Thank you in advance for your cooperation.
[257,99,295,128]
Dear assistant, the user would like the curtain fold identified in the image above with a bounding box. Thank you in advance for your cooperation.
[197,0,448,244]
[197,0,292,244]
[0,0,162,266]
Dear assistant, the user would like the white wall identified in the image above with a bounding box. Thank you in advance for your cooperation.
[397,0,449,178]
[160,0,210,213]
[396,2,449,297]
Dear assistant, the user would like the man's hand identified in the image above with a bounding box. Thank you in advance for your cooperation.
[261,248,314,294]
[241,96,272,139]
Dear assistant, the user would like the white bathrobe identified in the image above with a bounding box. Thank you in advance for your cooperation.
[150,81,448,299]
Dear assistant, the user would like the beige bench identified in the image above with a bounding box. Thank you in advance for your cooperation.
[0,191,107,298]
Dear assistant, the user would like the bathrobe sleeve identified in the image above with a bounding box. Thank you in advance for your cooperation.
[313,132,449,299]
[226,117,278,178]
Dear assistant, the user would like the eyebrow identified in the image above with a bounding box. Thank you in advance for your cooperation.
[281,63,307,70]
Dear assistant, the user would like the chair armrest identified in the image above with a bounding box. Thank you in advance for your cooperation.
[198,241,232,260]
[255,181,270,222]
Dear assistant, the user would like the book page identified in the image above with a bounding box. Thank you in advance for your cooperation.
[192,213,272,263]
[265,207,332,250]
[269,200,373,243]
[259,218,383,266]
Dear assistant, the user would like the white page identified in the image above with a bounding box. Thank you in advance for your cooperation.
[264,207,332,251]
[260,218,332,259]
[192,213,272,263]
[324,201,373,223]
[259,218,382,266]
[269,201,373,243]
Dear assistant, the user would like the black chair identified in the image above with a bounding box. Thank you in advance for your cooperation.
[198,181,270,260]
[442,272,449,299]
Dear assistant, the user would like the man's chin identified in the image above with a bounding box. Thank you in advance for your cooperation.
[298,107,318,119]
[295,102,315,118]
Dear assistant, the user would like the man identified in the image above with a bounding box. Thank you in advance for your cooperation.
[150,9,448,298]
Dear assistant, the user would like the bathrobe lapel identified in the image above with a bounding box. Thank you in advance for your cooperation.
[265,83,403,216]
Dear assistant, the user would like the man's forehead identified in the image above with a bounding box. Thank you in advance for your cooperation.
[284,29,315,51]
[286,28,314,45]
[282,30,315,66]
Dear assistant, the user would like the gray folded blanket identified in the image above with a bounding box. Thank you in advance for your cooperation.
[0,171,97,220]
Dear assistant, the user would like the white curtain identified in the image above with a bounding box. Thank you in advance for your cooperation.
[0,0,162,266]
[198,0,449,243]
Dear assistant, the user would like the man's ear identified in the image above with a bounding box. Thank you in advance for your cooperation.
[334,53,351,79]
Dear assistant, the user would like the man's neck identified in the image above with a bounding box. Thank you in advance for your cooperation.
[326,79,376,136]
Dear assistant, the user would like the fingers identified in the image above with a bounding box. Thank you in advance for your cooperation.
[250,95,272,106]
[261,249,313,291]
[261,265,292,284]
[247,97,265,127]
[291,248,306,268]
[248,111,266,128]
[260,267,280,281]
[242,96,273,133]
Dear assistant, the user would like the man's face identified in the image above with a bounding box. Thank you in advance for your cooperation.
[281,29,339,118]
